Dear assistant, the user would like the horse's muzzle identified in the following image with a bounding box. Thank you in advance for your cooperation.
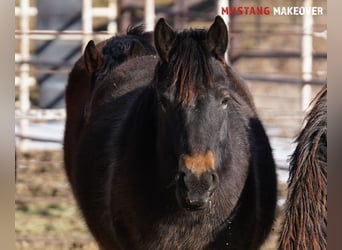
[176,169,218,211]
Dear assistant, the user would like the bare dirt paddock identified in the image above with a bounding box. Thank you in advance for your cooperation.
[15,150,286,250]
[16,150,98,250]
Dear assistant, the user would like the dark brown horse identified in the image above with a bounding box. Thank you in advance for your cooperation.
[278,84,327,250]
[73,16,277,249]
[63,25,155,189]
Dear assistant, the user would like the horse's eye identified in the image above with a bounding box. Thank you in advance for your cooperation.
[159,96,169,111]
[221,97,229,109]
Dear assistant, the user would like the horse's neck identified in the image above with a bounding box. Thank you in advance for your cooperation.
[226,67,256,111]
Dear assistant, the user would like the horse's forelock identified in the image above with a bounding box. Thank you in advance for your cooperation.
[167,30,215,105]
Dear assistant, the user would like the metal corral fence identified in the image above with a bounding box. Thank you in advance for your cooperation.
[15,0,326,150]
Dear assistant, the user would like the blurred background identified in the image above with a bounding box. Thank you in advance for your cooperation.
[15,0,326,249]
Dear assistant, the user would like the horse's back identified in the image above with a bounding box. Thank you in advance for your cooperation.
[88,55,158,113]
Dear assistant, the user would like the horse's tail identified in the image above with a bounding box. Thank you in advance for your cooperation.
[278,84,327,250]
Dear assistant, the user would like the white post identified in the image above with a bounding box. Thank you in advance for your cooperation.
[174,0,188,30]
[301,0,313,111]
[217,0,229,63]
[19,0,31,151]
[217,0,229,25]
[107,0,118,34]
[82,0,93,51]
[144,0,155,31]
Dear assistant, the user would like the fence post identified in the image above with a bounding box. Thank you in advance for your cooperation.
[217,0,229,26]
[82,0,93,51]
[107,0,118,34]
[19,0,31,151]
[174,0,188,30]
[217,0,229,63]
[144,0,155,31]
[301,0,313,111]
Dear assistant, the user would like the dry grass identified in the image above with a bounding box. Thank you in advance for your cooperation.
[16,150,97,249]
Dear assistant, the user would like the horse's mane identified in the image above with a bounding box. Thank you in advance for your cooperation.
[279,84,327,249]
[156,29,214,104]
[95,25,155,80]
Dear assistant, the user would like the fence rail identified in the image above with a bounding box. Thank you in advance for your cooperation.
[15,30,112,41]
[16,236,95,243]
[15,109,66,121]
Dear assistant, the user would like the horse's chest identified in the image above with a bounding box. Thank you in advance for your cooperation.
[114,214,234,250]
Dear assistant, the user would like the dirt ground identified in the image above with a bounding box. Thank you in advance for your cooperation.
[16,150,97,249]
[15,150,287,250]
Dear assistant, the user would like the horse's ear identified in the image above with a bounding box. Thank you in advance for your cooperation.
[84,40,104,74]
[207,16,229,61]
[154,18,176,63]
[127,41,146,59]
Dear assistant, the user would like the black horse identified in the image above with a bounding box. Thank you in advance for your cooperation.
[64,25,155,190]
[278,84,327,250]
[73,16,277,249]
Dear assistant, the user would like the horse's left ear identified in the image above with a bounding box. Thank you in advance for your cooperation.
[154,18,176,63]
[207,16,229,61]
[84,40,104,74]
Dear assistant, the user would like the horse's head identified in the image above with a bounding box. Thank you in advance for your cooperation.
[154,16,230,211]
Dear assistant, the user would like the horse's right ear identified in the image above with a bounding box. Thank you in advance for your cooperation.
[84,40,104,74]
[207,16,229,62]
[154,18,176,63]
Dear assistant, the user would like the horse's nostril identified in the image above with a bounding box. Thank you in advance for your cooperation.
[177,171,187,190]
[211,172,218,185]
[207,172,219,196]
